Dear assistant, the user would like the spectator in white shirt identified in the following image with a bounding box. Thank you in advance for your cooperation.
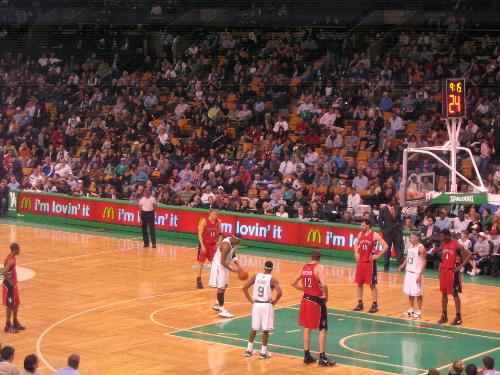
[38,53,49,67]
[304,146,319,166]
[476,99,490,114]
[291,155,305,174]
[200,185,215,204]
[268,192,286,211]
[319,107,337,128]
[273,115,289,133]
[457,230,472,250]
[451,210,470,235]
[482,356,500,375]
[28,167,44,188]
[494,165,500,185]
[158,127,169,145]
[435,210,452,231]
[352,170,369,191]
[275,204,289,218]
[389,112,404,132]
[297,98,314,116]
[468,232,490,275]
[172,98,190,121]
[54,159,72,179]
[49,53,61,65]
[347,191,362,209]
[325,130,343,149]
[0,346,20,375]
[279,154,294,175]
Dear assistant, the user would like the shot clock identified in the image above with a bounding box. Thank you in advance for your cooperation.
[444,78,466,118]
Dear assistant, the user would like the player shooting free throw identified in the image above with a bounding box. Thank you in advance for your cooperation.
[209,233,243,318]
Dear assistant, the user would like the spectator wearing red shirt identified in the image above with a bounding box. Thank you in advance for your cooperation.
[238,166,252,187]
[304,132,320,147]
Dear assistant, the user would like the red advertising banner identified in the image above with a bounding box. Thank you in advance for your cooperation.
[16,191,386,253]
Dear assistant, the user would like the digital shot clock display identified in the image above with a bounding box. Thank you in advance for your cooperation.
[444,78,466,118]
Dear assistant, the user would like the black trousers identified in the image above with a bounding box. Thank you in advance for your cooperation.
[382,230,404,271]
[141,211,156,246]
[0,197,7,217]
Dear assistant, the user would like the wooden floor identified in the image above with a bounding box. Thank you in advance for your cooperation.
[1,223,499,375]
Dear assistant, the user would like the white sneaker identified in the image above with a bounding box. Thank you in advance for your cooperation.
[467,271,476,276]
[245,349,255,357]
[219,309,234,318]
[259,352,272,359]
[412,310,422,320]
[213,303,222,312]
[476,269,482,275]
[402,308,414,317]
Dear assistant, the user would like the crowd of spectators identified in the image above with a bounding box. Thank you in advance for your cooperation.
[0,343,81,375]
[426,356,500,375]
[0,22,498,271]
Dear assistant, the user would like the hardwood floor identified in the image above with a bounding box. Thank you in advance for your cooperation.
[0,223,498,374]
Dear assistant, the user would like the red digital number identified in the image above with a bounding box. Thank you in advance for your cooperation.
[448,94,461,114]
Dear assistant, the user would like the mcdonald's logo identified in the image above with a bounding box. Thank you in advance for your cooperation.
[102,206,115,220]
[307,229,321,244]
[20,197,32,210]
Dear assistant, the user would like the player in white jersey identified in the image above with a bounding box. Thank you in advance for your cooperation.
[209,233,242,318]
[399,232,426,319]
[242,261,282,359]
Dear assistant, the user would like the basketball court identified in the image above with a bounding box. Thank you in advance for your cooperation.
[173,306,499,375]
[1,220,499,374]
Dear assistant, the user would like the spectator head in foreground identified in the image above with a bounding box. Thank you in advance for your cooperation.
[0,346,14,362]
[482,356,496,372]
[464,364,477,375]
[23,354,40,373]
[448,360,464,375]
[427,369,440,375]
[68,354,80,370]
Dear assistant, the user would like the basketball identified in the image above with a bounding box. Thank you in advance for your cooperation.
[237,269,249,281]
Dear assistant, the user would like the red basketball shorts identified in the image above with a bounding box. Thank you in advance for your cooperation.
[355,261,377,286]
[298,295,328,330]
[198,243,217,262]
[2,283,20,307]
[439,269,462,295]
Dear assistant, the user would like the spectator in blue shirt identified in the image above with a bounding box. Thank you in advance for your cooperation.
[329,149,346,171]
[435,210,453,231]
[7,176,20,190]
[41,156,54,177]
[241,151,256,171]
[54,354,80,375]
[379,92,393,112]
[130,168,149,185]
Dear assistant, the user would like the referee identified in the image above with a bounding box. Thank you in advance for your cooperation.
[139,187,157,248]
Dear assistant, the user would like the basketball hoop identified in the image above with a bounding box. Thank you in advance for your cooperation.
[400,79,488,207]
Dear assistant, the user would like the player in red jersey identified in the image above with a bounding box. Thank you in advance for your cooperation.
[291,250,335,367]
[2,243,25,333]
[437,228,471,326]
[197,209,222,289]
[353,219,388,313]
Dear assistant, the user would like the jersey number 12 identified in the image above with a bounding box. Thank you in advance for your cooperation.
[303,277,313,288]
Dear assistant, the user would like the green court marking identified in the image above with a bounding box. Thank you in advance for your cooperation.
[171,305,499,375]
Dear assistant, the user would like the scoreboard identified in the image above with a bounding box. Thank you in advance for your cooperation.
[444,78,466,118]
